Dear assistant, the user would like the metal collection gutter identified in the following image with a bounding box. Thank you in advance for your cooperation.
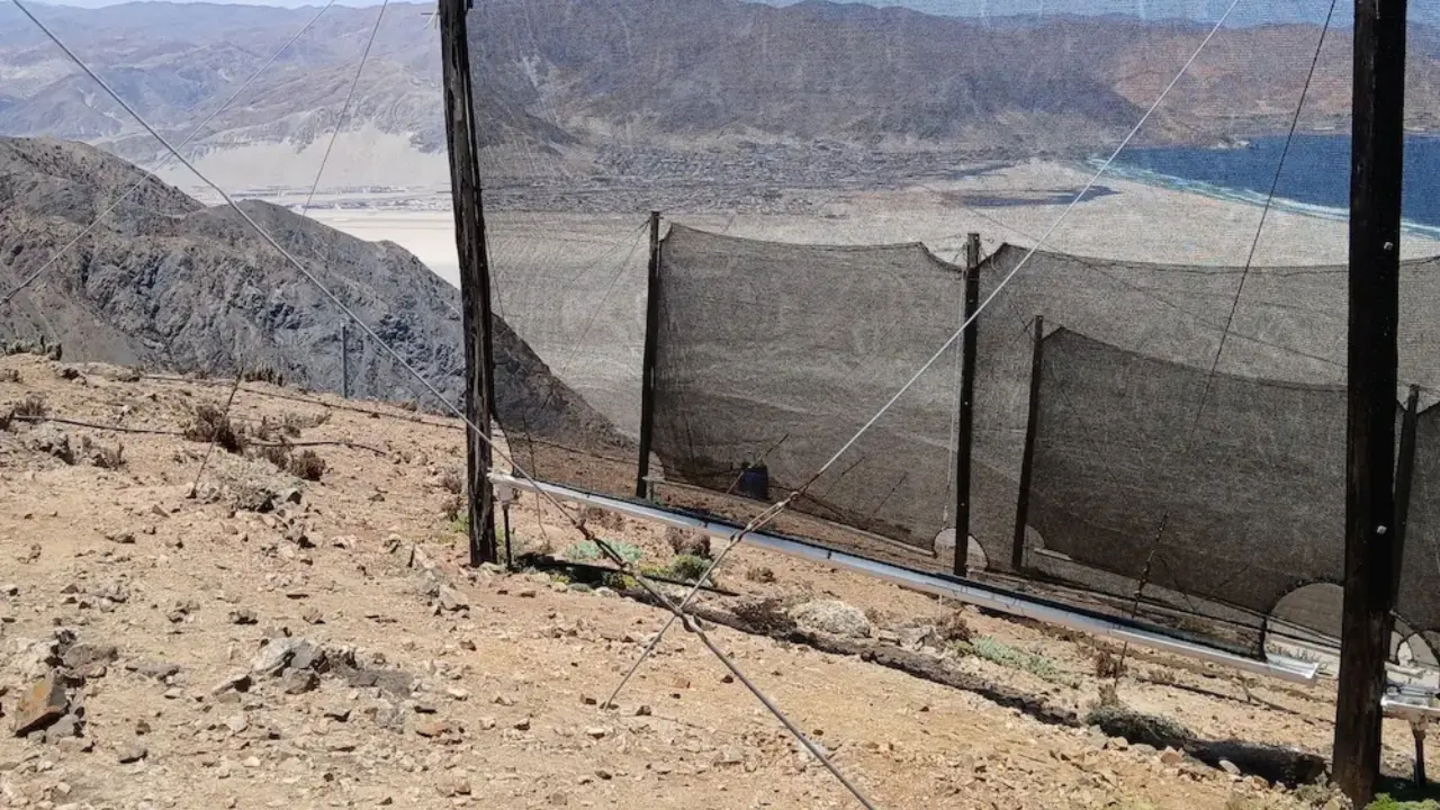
[491,473,1321,684]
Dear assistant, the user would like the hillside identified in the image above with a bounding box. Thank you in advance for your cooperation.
[0,136,622,448]
[3,0,1440,193]
[1,350,1435,808]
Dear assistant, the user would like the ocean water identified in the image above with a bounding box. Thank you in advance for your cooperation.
[1108,133,1440,238]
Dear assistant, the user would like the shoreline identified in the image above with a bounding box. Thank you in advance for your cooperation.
[1096,158,1440,244]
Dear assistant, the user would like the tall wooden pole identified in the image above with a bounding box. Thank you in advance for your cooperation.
[439,0,498,566]
[1334,0,1407,801]
[1011,315,1043,573]
[635,210,662,499]
[953,233,981,576]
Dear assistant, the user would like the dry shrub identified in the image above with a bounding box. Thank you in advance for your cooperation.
[254,443,291,470]
[731,597,797,636]
[937,610,974,643]
[86,439,126,470]
[439,468,464,495]
[3,340,59,359]
[665,526,711,558]
[13,394,48,420]
[1084,699,1191,749]
[1094,648,1128,679]
[287,449,326,482]
[440,494,464,522]
[745,565,777,584]
[241,367,285,386]
[0,369,19,383]
[184,403,246,454]
[580,505,624,532]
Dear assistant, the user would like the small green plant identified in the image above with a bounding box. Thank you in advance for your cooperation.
[666,554,711,583]
[954,636,1074,686]
[449,509,470,535]
[564,539,643,565]
[1367,796,1440,810]
[602,571,637,591]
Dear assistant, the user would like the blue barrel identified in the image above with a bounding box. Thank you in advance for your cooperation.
[737,464,769,501]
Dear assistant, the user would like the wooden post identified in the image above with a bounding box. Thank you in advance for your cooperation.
[340,323,350,399]
[1335,0,1408,801]
[439,0,498,566]
[1414,721,1428,790]
[635,210,662,499]
[953,233,982,576]
[1011,315,1043,573]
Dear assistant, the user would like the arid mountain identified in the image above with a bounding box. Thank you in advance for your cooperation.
[2,0,1440,188]
[0,136,622,447]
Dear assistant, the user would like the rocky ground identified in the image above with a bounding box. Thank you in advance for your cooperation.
[1,349,1436,810]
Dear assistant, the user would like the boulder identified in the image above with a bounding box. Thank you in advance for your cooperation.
[13,671,68,737]
[788,599,872,639]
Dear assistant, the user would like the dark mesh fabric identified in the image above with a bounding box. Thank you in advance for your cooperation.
[651,224,966,556]
[968,247,1440,579]
[1026,328,1348,649]
[1399,404,1440,657]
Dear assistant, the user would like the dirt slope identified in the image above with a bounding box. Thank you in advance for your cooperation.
[0,351,1432,809]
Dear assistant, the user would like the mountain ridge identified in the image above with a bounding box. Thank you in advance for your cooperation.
[0,135,624,449]
[4,0,1440,192]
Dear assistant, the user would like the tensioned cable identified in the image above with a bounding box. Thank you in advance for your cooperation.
[1190,0,1340,433]
[9,0,612,531]
[810,0,1242,481]
[607,0,1247,707]
[1109,0,1345,656]
[196,0,389,496]
[13,5,879,805]
[0,0,337,310]
[299,0,390,216]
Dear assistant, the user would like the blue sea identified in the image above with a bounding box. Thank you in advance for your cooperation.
[1106,133,1440,239]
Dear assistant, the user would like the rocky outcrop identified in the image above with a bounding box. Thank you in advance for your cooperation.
[0,137,624,450]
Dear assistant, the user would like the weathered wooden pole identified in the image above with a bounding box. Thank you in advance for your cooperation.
[1011,315,1043,573]
[953,233,982,576]
[1334,0,1408,801]
[439,0,498,566]
[635,210,662,499]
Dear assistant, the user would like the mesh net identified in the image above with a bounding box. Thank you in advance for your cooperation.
[1400,404,1440,658]
[650,224,965,559]
[1026,328,1348,654]
[463,0,1440,660]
